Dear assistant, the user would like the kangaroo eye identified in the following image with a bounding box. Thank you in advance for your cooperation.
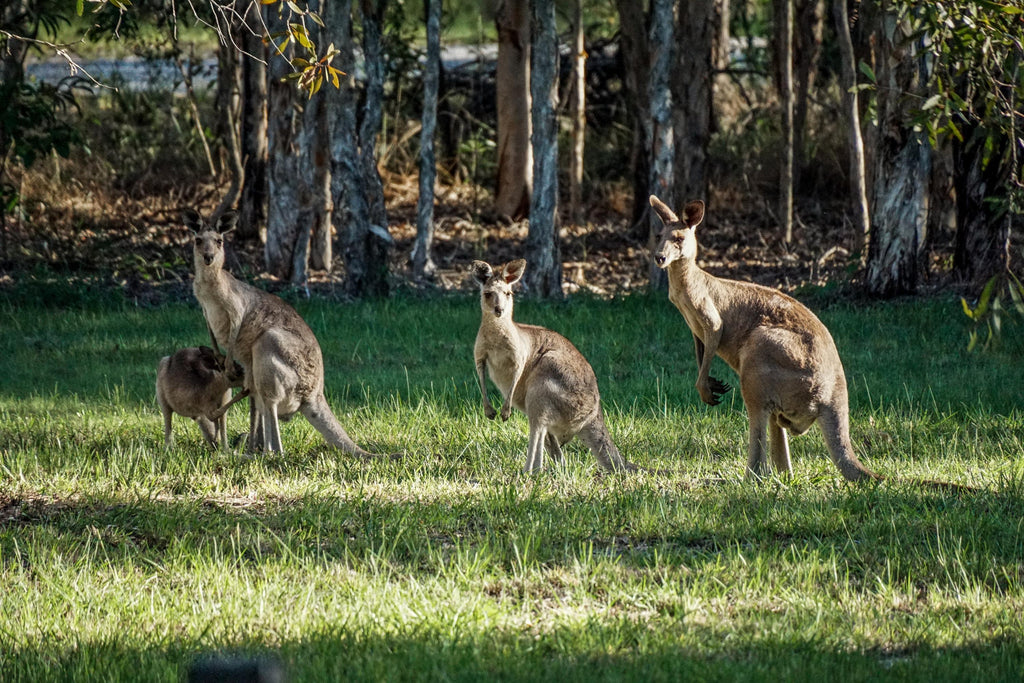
[483,292,492,300]
[216,238,223,246]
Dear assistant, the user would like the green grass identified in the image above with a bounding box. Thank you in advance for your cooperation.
[1,287,1023,681]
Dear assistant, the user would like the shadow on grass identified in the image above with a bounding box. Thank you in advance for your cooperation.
[2,479,1023,592]
[2,620,1023,682]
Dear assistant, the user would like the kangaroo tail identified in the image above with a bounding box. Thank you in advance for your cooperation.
[578,412,639,473]
[301,394,383,458]
[818,405,882,482]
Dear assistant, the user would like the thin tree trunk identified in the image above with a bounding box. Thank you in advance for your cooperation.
[615,0,651,233]
[780,0,795,243]
[648,0,675,291]
[832,0,869,258]
[411,0,441,279]
[308,84,332,275]
[793,0,823,184]
[494,0,532,220]
[524,0,561,298]
[866,5,930,297]
[672,0,716,208]
[236,3,268,242]
[568,0,586,225]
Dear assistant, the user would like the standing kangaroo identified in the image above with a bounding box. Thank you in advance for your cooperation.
[472,259,637,473]
[186,209,380,457]
[156,346,245,450]
[650,195,879,482]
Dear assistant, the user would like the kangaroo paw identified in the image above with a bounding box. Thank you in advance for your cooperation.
[707,376,732,406]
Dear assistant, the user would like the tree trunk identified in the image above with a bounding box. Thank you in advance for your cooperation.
[494,0,532,220]
[672,0,716,208]
[780,0,795,243]
[236,3,268,242]
[324,0,390,298]
[263,5,312,282]
[307,84,332,275]
[568,0,586,225]
[793,0,823,182]
[615,0,651,233]
[648,0,675,291]
[832,0,869,259]
[359,0,389,237]
[952,126,1012,285]
[524,0,561,298]
[866,5,930,297]
[411,0,441,279]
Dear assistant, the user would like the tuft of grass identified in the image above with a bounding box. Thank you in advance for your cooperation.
[1,289,1023,681]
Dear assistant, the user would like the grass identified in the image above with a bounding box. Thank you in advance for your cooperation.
[1,285,1023,681]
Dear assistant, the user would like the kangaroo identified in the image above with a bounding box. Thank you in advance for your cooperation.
[185,209,382,457]
[649,194,879,482]
[156,346,245,449]
[472,259,637,473]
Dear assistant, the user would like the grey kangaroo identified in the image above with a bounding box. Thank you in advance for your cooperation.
[650,194,879,482]
[186,209,382,457]
[156,346,245,449]
[472,259,637,473]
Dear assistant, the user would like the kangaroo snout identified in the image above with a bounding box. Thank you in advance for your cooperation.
[654,254,667,268]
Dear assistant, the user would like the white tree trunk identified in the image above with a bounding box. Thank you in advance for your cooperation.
[411,0,441,279]
[647,0,674,290]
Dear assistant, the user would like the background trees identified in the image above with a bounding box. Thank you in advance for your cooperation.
[3,0,1021,303]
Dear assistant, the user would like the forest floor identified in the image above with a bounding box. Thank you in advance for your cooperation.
[0,160,983,306]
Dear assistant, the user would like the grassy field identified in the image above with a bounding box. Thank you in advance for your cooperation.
[1,284,1023,681]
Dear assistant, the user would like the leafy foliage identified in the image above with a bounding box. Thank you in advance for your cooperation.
[962,270,1024,351]
[904,0,1024,211]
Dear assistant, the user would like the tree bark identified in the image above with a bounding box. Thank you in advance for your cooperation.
[672,0,716,208]
[832,0,869,259]
[524,0,562,298]
[866,5,930,297]
[263,4,312,282]
[952,126,1012,285]
[236,3,268,242]
[494,0,532,220]
[568,0,586,225]
[411,0,441,279]
[615,0,651,232]
[359,0,389,236]
[324,0,390,298]
[780,0,795,243]
[648,0,675,291]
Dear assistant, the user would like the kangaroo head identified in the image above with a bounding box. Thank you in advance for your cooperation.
[650,195,704,269]
[185,210,237,270]
[472,259,526,320]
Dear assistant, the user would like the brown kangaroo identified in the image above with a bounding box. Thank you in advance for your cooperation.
[156,346,245,450]
[185,209,382,457]
[650,194,879,482]
[472,259,637,473]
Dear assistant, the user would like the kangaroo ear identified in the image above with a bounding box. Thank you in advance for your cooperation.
[183,209,203,234]
[649,195,679,225]
[503,259,527,285]
[471,260,493,285]
[682,200,705,229]
[217,212,238,234]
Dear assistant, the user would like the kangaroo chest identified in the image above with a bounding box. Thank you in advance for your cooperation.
[477,326,528,397]
[194,277,246,350]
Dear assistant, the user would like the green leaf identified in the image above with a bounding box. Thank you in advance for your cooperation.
[287,1,304,14]
[961,297,977,321]
[76,0,84,16]
[858,60,876,83]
